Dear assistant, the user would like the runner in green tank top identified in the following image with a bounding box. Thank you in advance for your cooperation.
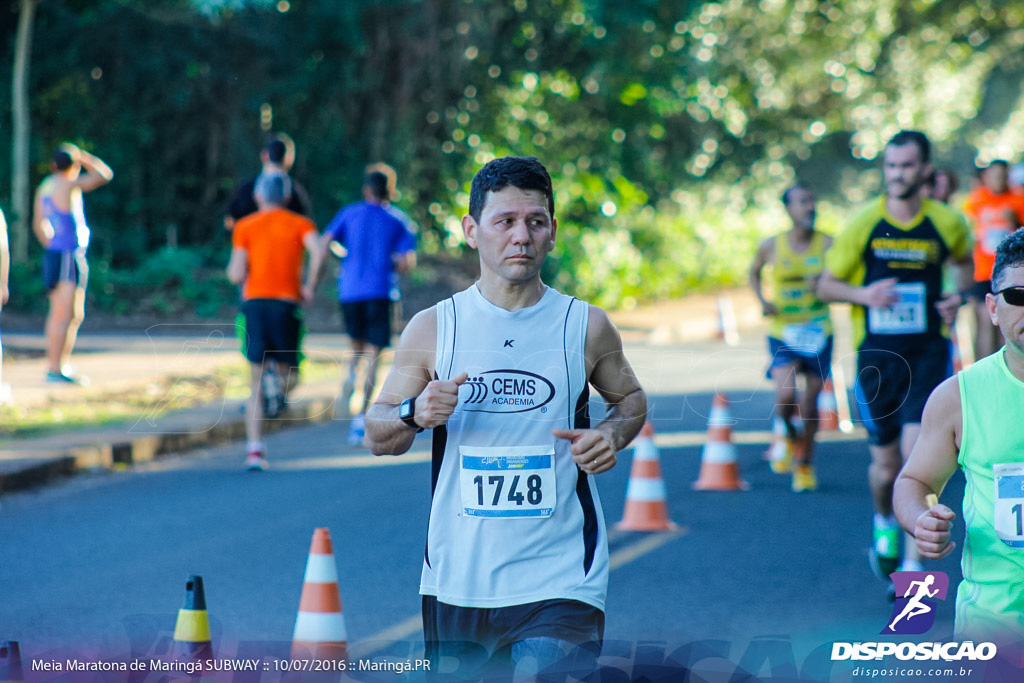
[895,228,1024,653]
[750,184,833,492]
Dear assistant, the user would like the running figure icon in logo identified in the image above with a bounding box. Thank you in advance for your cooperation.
[883,571,950,635]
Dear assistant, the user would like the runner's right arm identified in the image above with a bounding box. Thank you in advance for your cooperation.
[893,376,961,560]
[365,308,469,456]
[31,185,52,248]
[68,147,114,192]
[749,236,778,316]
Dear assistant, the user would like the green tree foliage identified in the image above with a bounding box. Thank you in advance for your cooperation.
[2,0,1024,312]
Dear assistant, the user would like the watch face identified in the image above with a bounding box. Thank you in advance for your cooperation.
[400,399,413,419]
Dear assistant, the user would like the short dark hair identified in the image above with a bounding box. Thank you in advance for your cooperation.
[782,183,809,205]
[469,156,554,223]
[886,130,930,163]
[364,171,390,201]
[991,229,1024,291]
[264,133,295,165]
[53,149,74,171]
[988,159,1009,170]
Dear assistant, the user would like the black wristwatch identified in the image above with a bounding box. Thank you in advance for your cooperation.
[399,397,425,432]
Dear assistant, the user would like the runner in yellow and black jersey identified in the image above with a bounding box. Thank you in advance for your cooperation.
[750,184,833,492]
[818,130,973,592]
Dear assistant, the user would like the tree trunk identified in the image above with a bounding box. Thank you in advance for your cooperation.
[11,0,42,264]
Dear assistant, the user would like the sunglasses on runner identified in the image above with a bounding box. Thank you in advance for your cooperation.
[995,286,1024,306]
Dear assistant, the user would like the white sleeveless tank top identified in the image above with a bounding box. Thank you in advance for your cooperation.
[419,285,609,610]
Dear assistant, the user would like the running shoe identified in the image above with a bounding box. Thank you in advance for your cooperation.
[46,371,80,384]
[869,517,901,580]
[769,439,795,474]
[791,464,818,492]
[348,413,366,446]
[245,453,268,471]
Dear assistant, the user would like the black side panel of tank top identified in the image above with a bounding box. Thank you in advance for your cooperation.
[860,217,951,348]
[573,387,599,574]
[424,423,448,570]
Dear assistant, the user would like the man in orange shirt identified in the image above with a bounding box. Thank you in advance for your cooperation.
[963,160,1024,359]
[227,173,324,470]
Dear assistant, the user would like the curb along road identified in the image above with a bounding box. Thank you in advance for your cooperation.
[0,290,765,496]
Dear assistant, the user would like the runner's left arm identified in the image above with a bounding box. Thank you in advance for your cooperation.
[301,230,324,304]
[552,307,647,475]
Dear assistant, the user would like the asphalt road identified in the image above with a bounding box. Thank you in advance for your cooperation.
[0,338,992,682]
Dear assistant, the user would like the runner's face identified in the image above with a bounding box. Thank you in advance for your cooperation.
[785,187,816,231]
[989,265,1024,358]
[982,164,1009,194]
[884,144,930,201]
[462,186,556,283]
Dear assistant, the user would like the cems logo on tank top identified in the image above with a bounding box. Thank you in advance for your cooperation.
[461,369,556,413]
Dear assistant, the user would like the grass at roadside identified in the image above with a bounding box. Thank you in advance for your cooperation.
[0,358,341,443]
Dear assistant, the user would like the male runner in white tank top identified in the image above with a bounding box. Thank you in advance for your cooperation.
[365,156,647,680]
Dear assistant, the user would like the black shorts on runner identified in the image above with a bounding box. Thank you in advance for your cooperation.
[42,250,87,292]
[854,337,951,446]
[421,596,603,680]
[241,299,301,367]
[340,298,392,348]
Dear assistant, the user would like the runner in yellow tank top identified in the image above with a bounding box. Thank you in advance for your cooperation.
[750,184,833,492]
[895,228,1024,656]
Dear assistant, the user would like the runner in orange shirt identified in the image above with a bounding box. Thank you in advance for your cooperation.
[227,173,324,470]
[963,160,1024,359]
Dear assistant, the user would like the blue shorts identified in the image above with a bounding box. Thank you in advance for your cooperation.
[855,337,951,446]
[766,336,834,380]
[42,249,87,292]
[421,596,603,679]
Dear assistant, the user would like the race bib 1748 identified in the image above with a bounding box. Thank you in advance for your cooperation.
[460,445,556,518]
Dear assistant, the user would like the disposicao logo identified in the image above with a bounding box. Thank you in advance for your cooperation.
[831,570,998,664]
[882,571,949,635]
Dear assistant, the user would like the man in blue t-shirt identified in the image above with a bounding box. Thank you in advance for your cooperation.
[319,170,416,445]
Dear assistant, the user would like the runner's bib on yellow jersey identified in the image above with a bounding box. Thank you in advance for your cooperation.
[768,231,832,341]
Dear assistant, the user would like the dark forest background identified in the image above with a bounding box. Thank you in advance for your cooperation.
[4,0,1024,323]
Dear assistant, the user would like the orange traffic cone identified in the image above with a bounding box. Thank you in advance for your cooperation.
[694,393,749,491]
[818,378,839,432]
[0,641,24,683]
[172,575,213,660]
[292,528,347,661]
[615,422,677,531]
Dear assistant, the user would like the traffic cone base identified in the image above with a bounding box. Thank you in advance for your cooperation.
[615,422,677,531]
